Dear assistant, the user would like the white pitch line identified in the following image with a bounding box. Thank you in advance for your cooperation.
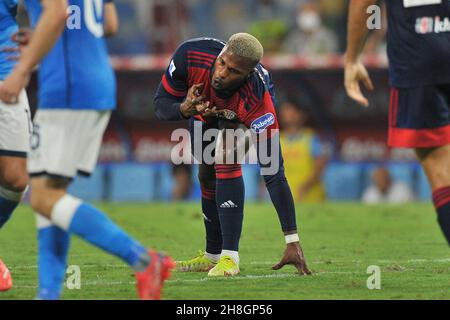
[12,271,361,289]
[9,257,450,271]
[8,257,450,273]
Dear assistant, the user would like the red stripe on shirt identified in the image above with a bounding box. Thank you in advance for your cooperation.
[162,74,186,97]
[188,50,217,59]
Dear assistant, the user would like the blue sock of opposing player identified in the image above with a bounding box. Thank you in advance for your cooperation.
[215,165,245,264]
[36,215,70,300]
[0,186,24,229]
[433,186,450,245]
[50,195,150,271]
[201,187,222,259]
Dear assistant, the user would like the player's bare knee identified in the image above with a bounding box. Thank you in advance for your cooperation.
[0,170,28,192]
[30,190,45,213]
[415,146,450,189]
[30,177,70,215]
[29,190,57,217]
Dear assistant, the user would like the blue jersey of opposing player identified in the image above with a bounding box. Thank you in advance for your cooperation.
[386,0,450,87]
[24,0,116,109]
[0,0,18,80]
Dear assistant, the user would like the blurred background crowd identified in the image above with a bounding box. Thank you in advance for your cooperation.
[25,0,427,204]
[107,0,386,56]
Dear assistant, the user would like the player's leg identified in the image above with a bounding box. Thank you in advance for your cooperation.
[29,110,174,299]
[31,176,71,300]
[416,146,450,244]
[177,119,222,271]
[0,89,31,291]
[0,156,27,292]
[388,84,450,245]
[0,156,28,228]
[176,163,221,271]
[208,120,245,276]
[0,89,30,229]
[199,164,222,260]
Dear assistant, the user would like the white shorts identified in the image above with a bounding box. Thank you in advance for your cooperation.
[0,87,32,157]
[28,109,111,179]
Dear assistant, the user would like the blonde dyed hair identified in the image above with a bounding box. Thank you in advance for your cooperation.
[226,33,264,66]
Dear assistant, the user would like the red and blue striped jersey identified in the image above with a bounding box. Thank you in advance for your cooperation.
[160,37,279,134]
[386,0,450,87]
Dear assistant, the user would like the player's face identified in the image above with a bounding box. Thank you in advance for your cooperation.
[211,48,255,91]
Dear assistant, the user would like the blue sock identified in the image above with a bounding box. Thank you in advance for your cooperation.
[37,224,70,300]
[0,195,19,229]
[68,203,147,267]
[215,176,245,251]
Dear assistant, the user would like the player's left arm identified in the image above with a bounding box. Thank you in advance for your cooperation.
[344,0,376,107]
[0,0,67,104]
[103,0,118,37]
[256,129,312,275]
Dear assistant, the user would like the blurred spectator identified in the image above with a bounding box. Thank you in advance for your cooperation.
[246,0,289,53]
[362,167,415,204]
[279,100,328,202]
[171,164,193,200]
[282,1,338,55]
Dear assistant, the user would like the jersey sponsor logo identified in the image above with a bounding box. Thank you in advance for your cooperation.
[404,0,441,8]
[415,16,450,34]
[250,113,275,133]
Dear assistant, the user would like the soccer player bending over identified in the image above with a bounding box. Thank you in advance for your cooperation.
[154,33,311,276]
[0,0,67,292]
[12,0,174,299]
[345,1,450,245]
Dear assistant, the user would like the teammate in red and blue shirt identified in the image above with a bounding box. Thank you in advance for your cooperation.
[154,33,311,276]
[345,0,450,246]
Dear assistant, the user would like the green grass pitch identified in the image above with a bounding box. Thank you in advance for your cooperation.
[1,202,450,300]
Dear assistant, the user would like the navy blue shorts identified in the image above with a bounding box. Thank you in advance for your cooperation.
[388,84,450,148]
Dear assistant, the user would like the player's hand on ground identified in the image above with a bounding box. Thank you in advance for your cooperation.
[180,83,206,118]
[0,67,29,104]
[272,242,312,275]
[344,61,374,107]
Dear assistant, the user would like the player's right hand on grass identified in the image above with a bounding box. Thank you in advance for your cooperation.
[344,61,374,107]
[180,83,209,118]
[272,242,312,275]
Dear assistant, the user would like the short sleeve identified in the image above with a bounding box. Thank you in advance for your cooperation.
[161,43,188,98]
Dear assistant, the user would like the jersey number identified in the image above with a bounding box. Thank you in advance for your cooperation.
[67,0,104,37]
[84,0,104,38]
